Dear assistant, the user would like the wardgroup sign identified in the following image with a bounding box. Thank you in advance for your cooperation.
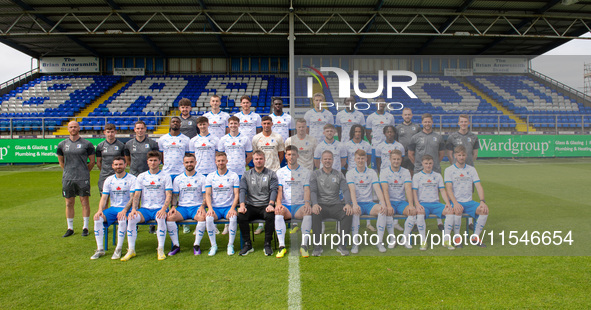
[478,135,591,157]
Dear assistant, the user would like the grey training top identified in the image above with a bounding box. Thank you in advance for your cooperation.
[180,115,200,139]
[124,136,160,176]
[445,131,480,166]
[310,168,352,206]
[239,167,278,207]
[96,139,125,180]
[408,131,445,173]
[396,122,421,155]
[56,137,95,180]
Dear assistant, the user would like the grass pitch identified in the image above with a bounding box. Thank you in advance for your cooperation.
[0,158,590,309]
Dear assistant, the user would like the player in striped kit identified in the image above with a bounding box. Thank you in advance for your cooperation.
[166,154,207,256]
[444,145,488,247]
[91,156,136,260]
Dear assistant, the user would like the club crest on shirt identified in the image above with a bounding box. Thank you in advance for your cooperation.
[77,144,81,148]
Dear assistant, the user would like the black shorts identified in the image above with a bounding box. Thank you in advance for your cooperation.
[401,156,414,172]
[97,177,107,194]
[62,179,91,198]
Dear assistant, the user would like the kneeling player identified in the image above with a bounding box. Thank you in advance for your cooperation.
[412,155,453,250]
[91,156,136,259]
[121,151,173,261]
[166,154,207,256]
[275,145,312,258]
[444,145,489,247]
[379,150,415,249]
[203,152,240,256]
[347,150,387,253]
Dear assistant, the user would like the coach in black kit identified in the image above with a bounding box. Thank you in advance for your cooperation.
[56,121,95,237]
[237,150,279,256]
[310,150,353,256]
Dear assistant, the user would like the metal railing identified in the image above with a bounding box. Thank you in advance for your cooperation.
[0,68,40,93]
[529,68,591,105]
[1,114,590,138]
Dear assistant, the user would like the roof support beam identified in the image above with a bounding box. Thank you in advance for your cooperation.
[9,0,99,56]
[477,0,562,54]
[352,0,385,55]
[197,0,229,57]
[103,0,165,57]
[415,0,475,54]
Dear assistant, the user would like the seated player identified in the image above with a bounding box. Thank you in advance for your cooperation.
[122,151,173,261]
[275,145,312,258]
[444,145,489,247]
[203,152,240,256]
[379,150,415,249]
[166,154,207,256]
[346,149,387,253]
[412,155,453,251]
[91,156,136,260]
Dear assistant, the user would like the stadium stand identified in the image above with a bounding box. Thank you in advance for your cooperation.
[466,75,591,129]
[0,75,120,133]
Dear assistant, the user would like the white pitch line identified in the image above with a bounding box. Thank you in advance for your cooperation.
[288,254,302,310]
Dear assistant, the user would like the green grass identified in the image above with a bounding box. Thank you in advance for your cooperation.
[1,159,590,308]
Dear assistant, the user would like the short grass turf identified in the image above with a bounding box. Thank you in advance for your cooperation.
[0,158,590,309]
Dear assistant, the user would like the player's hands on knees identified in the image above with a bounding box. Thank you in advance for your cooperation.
[408,206,417,216]
[129,210,139,218]
[116,211,127,221]
[312,204,322,215]
[378,204,387,215]
[343,204,353,216]
[478,204,489,215]
[207,208,215,217]
[93,211,103,221]
[443,205,453,215]
[266,205,275,213]
[156,209,167,219]
[238,205,247,214]
[227,208,237,218]
[302,203,311,215]
[168,208,177,217]
[453,204,464,215]
[386,206,394,216]
[415,204,425,213]
[197,208,206,218]
[353,204,361,215]
[274,204,284,214]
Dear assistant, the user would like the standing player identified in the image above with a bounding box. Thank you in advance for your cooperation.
[412,155,454,251]
[203,152,240,256]
[285,118,317,171]
[408,113,445,231]
[373,125,405,174]
[203,94,230,140]
[96,123,125,193]
[380,150,415,249]
[158,117,191,179]
[125,120,160,234]
[124,120,159,177]
[444,146,488,247]
[238,151,279,256]
[166,154,207,256]
[252,116,285,172]
[304,93,334,143]
[217,116,253,178]
[178,98,199,139]
[189,117,217,176]
[91,156,136,259]
[446,114,480,230]
[366,98,394,145]
[335,96,365,144]
[275,145,312,258]
[347,150,387,253]
[57,121,95,237]
[235,95,261,142]
[313,124,347,171]
[396,107,420,176]
[344,124,372,171]
[269,97,293,142]
[121,151,173,261]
